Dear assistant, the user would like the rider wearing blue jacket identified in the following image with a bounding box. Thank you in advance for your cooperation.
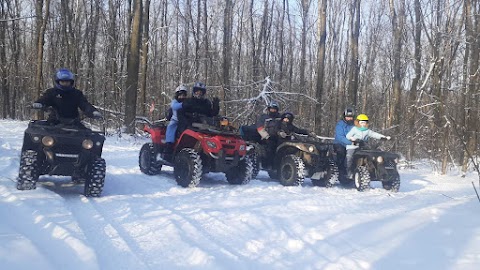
[333,107,355,180]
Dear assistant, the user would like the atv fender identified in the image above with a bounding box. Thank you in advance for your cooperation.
[277,142,319,155]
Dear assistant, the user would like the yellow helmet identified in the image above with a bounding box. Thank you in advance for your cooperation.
[356,114,369,121]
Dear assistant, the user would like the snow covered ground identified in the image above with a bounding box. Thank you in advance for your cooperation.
[1,119,479,270]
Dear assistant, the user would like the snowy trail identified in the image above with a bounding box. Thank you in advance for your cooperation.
[1,119,480,270]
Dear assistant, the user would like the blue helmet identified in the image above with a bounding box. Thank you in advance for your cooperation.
[54,68,75,91]
[192,82,206,98]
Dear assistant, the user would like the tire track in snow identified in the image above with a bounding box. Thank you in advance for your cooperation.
[57,191,150,270]
[0,185,98,269]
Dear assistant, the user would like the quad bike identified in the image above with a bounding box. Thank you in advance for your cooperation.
[137,116,253,187]
[349,139,400,192]
[240,127,339,187]
[17,111,106,197]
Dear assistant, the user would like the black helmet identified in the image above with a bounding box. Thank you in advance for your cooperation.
[281,112,294,122]
[192,82,206,98]
[343,107,355,118]
[267,100,280,110]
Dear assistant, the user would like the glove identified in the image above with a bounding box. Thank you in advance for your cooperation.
[212,97,220,106]
[385,136,391,141]
[258,128,270,140]
[278,131,287,138]
[308,131,316,137]
[92,111,103,119]
[32,103,43,109]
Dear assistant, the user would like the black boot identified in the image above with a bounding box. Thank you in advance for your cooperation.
[162,143,174,161]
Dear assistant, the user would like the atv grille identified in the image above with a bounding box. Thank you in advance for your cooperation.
[221,144,236,150]
[51,144,82,155]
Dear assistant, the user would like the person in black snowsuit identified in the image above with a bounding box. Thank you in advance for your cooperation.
[277,112,316,143]
[22,68,102,151]
[32,68,102,125]
[255,101,282,168]
[177,82,220,134]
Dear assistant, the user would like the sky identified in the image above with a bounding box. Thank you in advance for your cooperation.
[0,119,479,270]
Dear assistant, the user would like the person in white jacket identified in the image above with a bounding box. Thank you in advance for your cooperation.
[345,114,391,179]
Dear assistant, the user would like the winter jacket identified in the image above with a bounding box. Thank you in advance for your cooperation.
[345,127,387,150]
[169,99,183,122]
[35,87,97,119]
[256,112,281,137]
[177,97,219,132]
[334,120,354,147]
[279,121,309,136]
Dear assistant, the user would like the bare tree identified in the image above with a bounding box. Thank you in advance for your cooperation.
[462,0,479,173]
[139,0,151,116]
[314,0,327,133]
[388,0,405,133]
[34,0,50,119]
[125,0,143,133]
[347,0,360,107]
[406,0,422,161]
[222,0,234,114]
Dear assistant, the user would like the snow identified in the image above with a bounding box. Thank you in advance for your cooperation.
[1,119,479,270]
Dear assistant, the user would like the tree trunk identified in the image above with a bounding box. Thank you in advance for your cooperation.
[34,0,50,119]
[0,3,9,118]
[462,0,479,173]
[388,0,405,133]
[139,0,150,117]
[314,0,327,133]
[407,0,422,161]
[222,0,234,114]
[125,0,143,133]
[347,0,360,107]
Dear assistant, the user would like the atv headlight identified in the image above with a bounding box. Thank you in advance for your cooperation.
[41,136,55,147]
[206,140,218,149]
[82,139,94,149]
[32,136,41,143]
[308,145,315,152]
[376,156,384,164]
[239,144,246,151]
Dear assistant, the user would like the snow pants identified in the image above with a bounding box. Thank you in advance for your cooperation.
[166,120,178,143]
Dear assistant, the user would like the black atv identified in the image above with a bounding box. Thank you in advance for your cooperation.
[349,139,400,192]
[242,129,339,187]
[17,115,106,197]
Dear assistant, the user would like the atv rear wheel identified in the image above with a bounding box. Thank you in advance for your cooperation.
[248,151,260,179]
[312,160,339,188]
[174,148,202,188]
[354,165,371,191]
[225,155,253,185]
[383,172,400,192]
[279,155,305,186]
[84,157,106,197]
[139,143,162,175]
[17,150,40,190]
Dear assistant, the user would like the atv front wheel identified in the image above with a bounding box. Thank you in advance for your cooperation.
[174,148,202,188]
[248,151,260,179]
[354,165,371,191]
[279,155,305,186]
[312,160,339,188]
[383,172,400,192]
[225,155,253,185]
[84,157,106,197]
[17,150,40,190]
[139,143,162,175]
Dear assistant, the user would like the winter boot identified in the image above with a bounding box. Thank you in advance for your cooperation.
[162,143,174,161]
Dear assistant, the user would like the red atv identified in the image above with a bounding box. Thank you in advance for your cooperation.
[136,116,253,187]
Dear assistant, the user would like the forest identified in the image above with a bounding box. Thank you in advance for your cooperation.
[0,0,479,174]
